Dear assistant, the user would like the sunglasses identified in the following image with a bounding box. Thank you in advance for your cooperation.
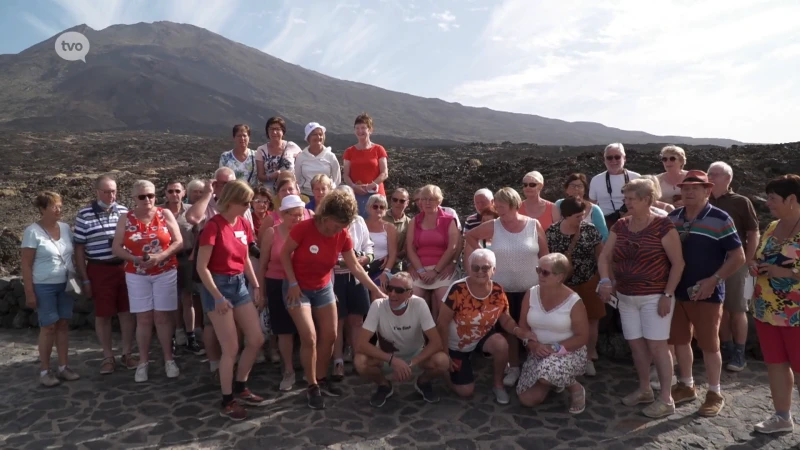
[372,204,386,210]
[522,182,538,188]
[391,198,407,204]
[137,193,156,200]
[679,220,695,242]
[535,267,555,277]
[605,155,622,161]
[471,264,492,273]
[166,189,182,194]
[386,286,411,294]
[661,156,677,162]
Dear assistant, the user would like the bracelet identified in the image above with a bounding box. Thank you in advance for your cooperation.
[289,282,299,287]
[599,278,612,285]
[383,268,391,274]
[214,297,226,305]
[416,268,426,274]
[512,326,520,336]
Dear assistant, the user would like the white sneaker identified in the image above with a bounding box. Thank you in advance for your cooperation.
[585,360,597,377]
[135,363,149,383]
[503,366,520,387]
[175,329,187,346]
[165,360,180,378]
[280,371,296,391]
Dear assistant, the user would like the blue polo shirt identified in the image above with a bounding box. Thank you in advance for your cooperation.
[668,203,742,303]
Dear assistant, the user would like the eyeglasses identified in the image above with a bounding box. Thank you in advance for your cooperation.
[679,220,695,242]
[661,156,677,162]
[420,197,437,202]
[268,127,283,133]
[372,204,386,210]
[391,198,407,204]
[386,285,411,294]
[252,199,270,204]
[535,267,555,277]
[567,183,584,190]
[137,193,156,200]
[98,189,117,195]
[471,264,492,273]
[605,155,622,161]
[522,182,538,188]
[166,189,182,194]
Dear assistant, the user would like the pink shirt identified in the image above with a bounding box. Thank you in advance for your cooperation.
[413,208,455,267]
[265,225,287,280]
[270,208,312,227]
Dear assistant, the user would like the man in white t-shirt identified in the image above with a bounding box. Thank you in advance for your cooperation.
[354,272,450,408]
[588,143,641,224]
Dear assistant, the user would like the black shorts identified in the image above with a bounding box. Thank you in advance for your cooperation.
[448,330,497,385]
[266,277,296,335]
[506,291,526,323]
[334,273,370,319]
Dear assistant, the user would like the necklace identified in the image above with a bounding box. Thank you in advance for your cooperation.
[776,215,800,244]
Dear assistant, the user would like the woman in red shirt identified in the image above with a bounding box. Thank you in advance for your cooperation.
[112,180,183,384]
[342,113,388,217]
[280,189,383,410]
[196,180,267,421]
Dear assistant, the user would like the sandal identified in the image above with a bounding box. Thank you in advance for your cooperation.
[100,357,116,375]
[569,385,586,415]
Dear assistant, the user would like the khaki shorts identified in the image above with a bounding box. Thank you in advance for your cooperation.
[723,264,750,314]
[668,301,723,352]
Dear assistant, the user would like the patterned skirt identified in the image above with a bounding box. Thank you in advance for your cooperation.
[516,346,587,394]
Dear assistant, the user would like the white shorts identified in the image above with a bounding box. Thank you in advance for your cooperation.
[126,269,179,313]
[617,293,675,341]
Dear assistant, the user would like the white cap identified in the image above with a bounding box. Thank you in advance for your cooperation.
[280,195,306,211]
[304,122,326,142]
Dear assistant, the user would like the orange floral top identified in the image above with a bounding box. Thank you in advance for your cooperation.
[444,279,509,352]
[123,208,177,276]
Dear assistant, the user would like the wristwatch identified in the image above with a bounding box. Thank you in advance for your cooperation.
[522,338,530,348]
[663,292,674,298]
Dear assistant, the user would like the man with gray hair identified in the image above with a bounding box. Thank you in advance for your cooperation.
[186,167,254,232]
[464,188,494,233]
[588,143,641,226]
[708,161,760,372]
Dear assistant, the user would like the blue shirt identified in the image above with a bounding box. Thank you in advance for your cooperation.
[554,199,609,242]
[668,203,742,303]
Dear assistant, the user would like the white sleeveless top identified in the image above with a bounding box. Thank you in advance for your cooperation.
[491,217,539,292]
[370,230,388,260]
[526,285,580,345]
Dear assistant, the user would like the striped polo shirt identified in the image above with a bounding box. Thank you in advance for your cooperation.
[73,202,128,261]
[668,202,742,303]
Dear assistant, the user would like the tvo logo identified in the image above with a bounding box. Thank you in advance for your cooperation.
[55,31,90,62]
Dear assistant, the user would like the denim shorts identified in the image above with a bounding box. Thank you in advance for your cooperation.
[282,279,336,309]
[200,273,251,313]
[33,283,74,327]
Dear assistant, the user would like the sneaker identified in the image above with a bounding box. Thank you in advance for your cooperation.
[720,341,733,363]
[370,382,394,408]
[414,377,439,404]
[307,384,325,410]
[175,329,188,346]
[237,388,268,406]
[319,378,343,397]
[671,382,697,405]
[726,348,747,372]
[343,346,354,363]
[220,400,247,421]
[754,414,795,434]
[186,338,206,356]
[642,398,676,418]
[165,360,180,379]
[279,371,296,392]
[494,387,510,405]
[622,388,655,407]
[57,366,80,381]
[40,370,61,387]
[268,346,280,364]
[121,354,139,370]
[331,361,345,382]
[585,360,597,377]
[135,363,149,383]
[698,391,725,417]
[503,366,520,387]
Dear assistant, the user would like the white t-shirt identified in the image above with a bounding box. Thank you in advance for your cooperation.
[21,222,73,284]
[588,170,641,215]
[362,295,435,357]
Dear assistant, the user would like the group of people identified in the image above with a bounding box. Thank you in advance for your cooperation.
[20,117,800,434]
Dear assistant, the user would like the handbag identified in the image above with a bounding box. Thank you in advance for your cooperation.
[37,223,82,296]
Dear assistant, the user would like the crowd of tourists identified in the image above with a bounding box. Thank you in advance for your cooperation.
[20,113,800,434]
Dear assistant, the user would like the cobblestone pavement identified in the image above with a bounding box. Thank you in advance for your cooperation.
[1,329,799,450]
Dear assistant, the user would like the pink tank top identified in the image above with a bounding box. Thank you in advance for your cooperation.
[265,225,287,279]
[413,207,455,267]
[520,200,554,231]
[271,208,312,227]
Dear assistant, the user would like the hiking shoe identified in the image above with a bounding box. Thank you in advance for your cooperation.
[186,339,206,356]
[175,329,188,346]
[754,414,794,434]
[622,388,654,407]
[503,366,520,387]
[220,400,247,421]
[642,398,675,418]
[57,366,80,381]
[698,391,725,417]
[370,383,394,408]
[414,377,439,404]
[307,385,325,410]
[585,360,597,377]
[40,370,60,387]
[319,378,343,397]
[494,387,510,405]
[331,361,345,382]
[237,388,268,406]
[134,363,149,383]
[726,348,747,372]
[671,382,697,405]
[279,371,296,392]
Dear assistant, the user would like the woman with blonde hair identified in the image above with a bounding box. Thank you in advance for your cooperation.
[519,171,556,231]
[641,174,675,214]
[307,173,334,212]
[365,194,398,286]
[196,180,267,421]
[656,145,688,206]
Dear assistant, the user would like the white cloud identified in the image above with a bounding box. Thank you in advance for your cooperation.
[291,18,307,25]
[22,12,59,38]
[432,10,457,31]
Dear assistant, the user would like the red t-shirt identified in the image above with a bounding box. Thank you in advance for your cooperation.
[343,144,388,196]
[198,215,254,275]
[290,218,353,290]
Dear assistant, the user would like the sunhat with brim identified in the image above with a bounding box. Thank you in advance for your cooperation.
[677,170,714,188]
[280,195,306,211]
[304,122,326,142]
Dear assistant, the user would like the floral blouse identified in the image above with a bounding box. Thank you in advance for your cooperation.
[219,149,257,186]
[545,221,602,286]
[123,208,177,276]
[752,220,800,326]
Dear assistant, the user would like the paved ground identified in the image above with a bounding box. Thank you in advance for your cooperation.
[0,329,799,450]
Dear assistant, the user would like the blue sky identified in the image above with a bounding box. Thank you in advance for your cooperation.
[1,0,798,143]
